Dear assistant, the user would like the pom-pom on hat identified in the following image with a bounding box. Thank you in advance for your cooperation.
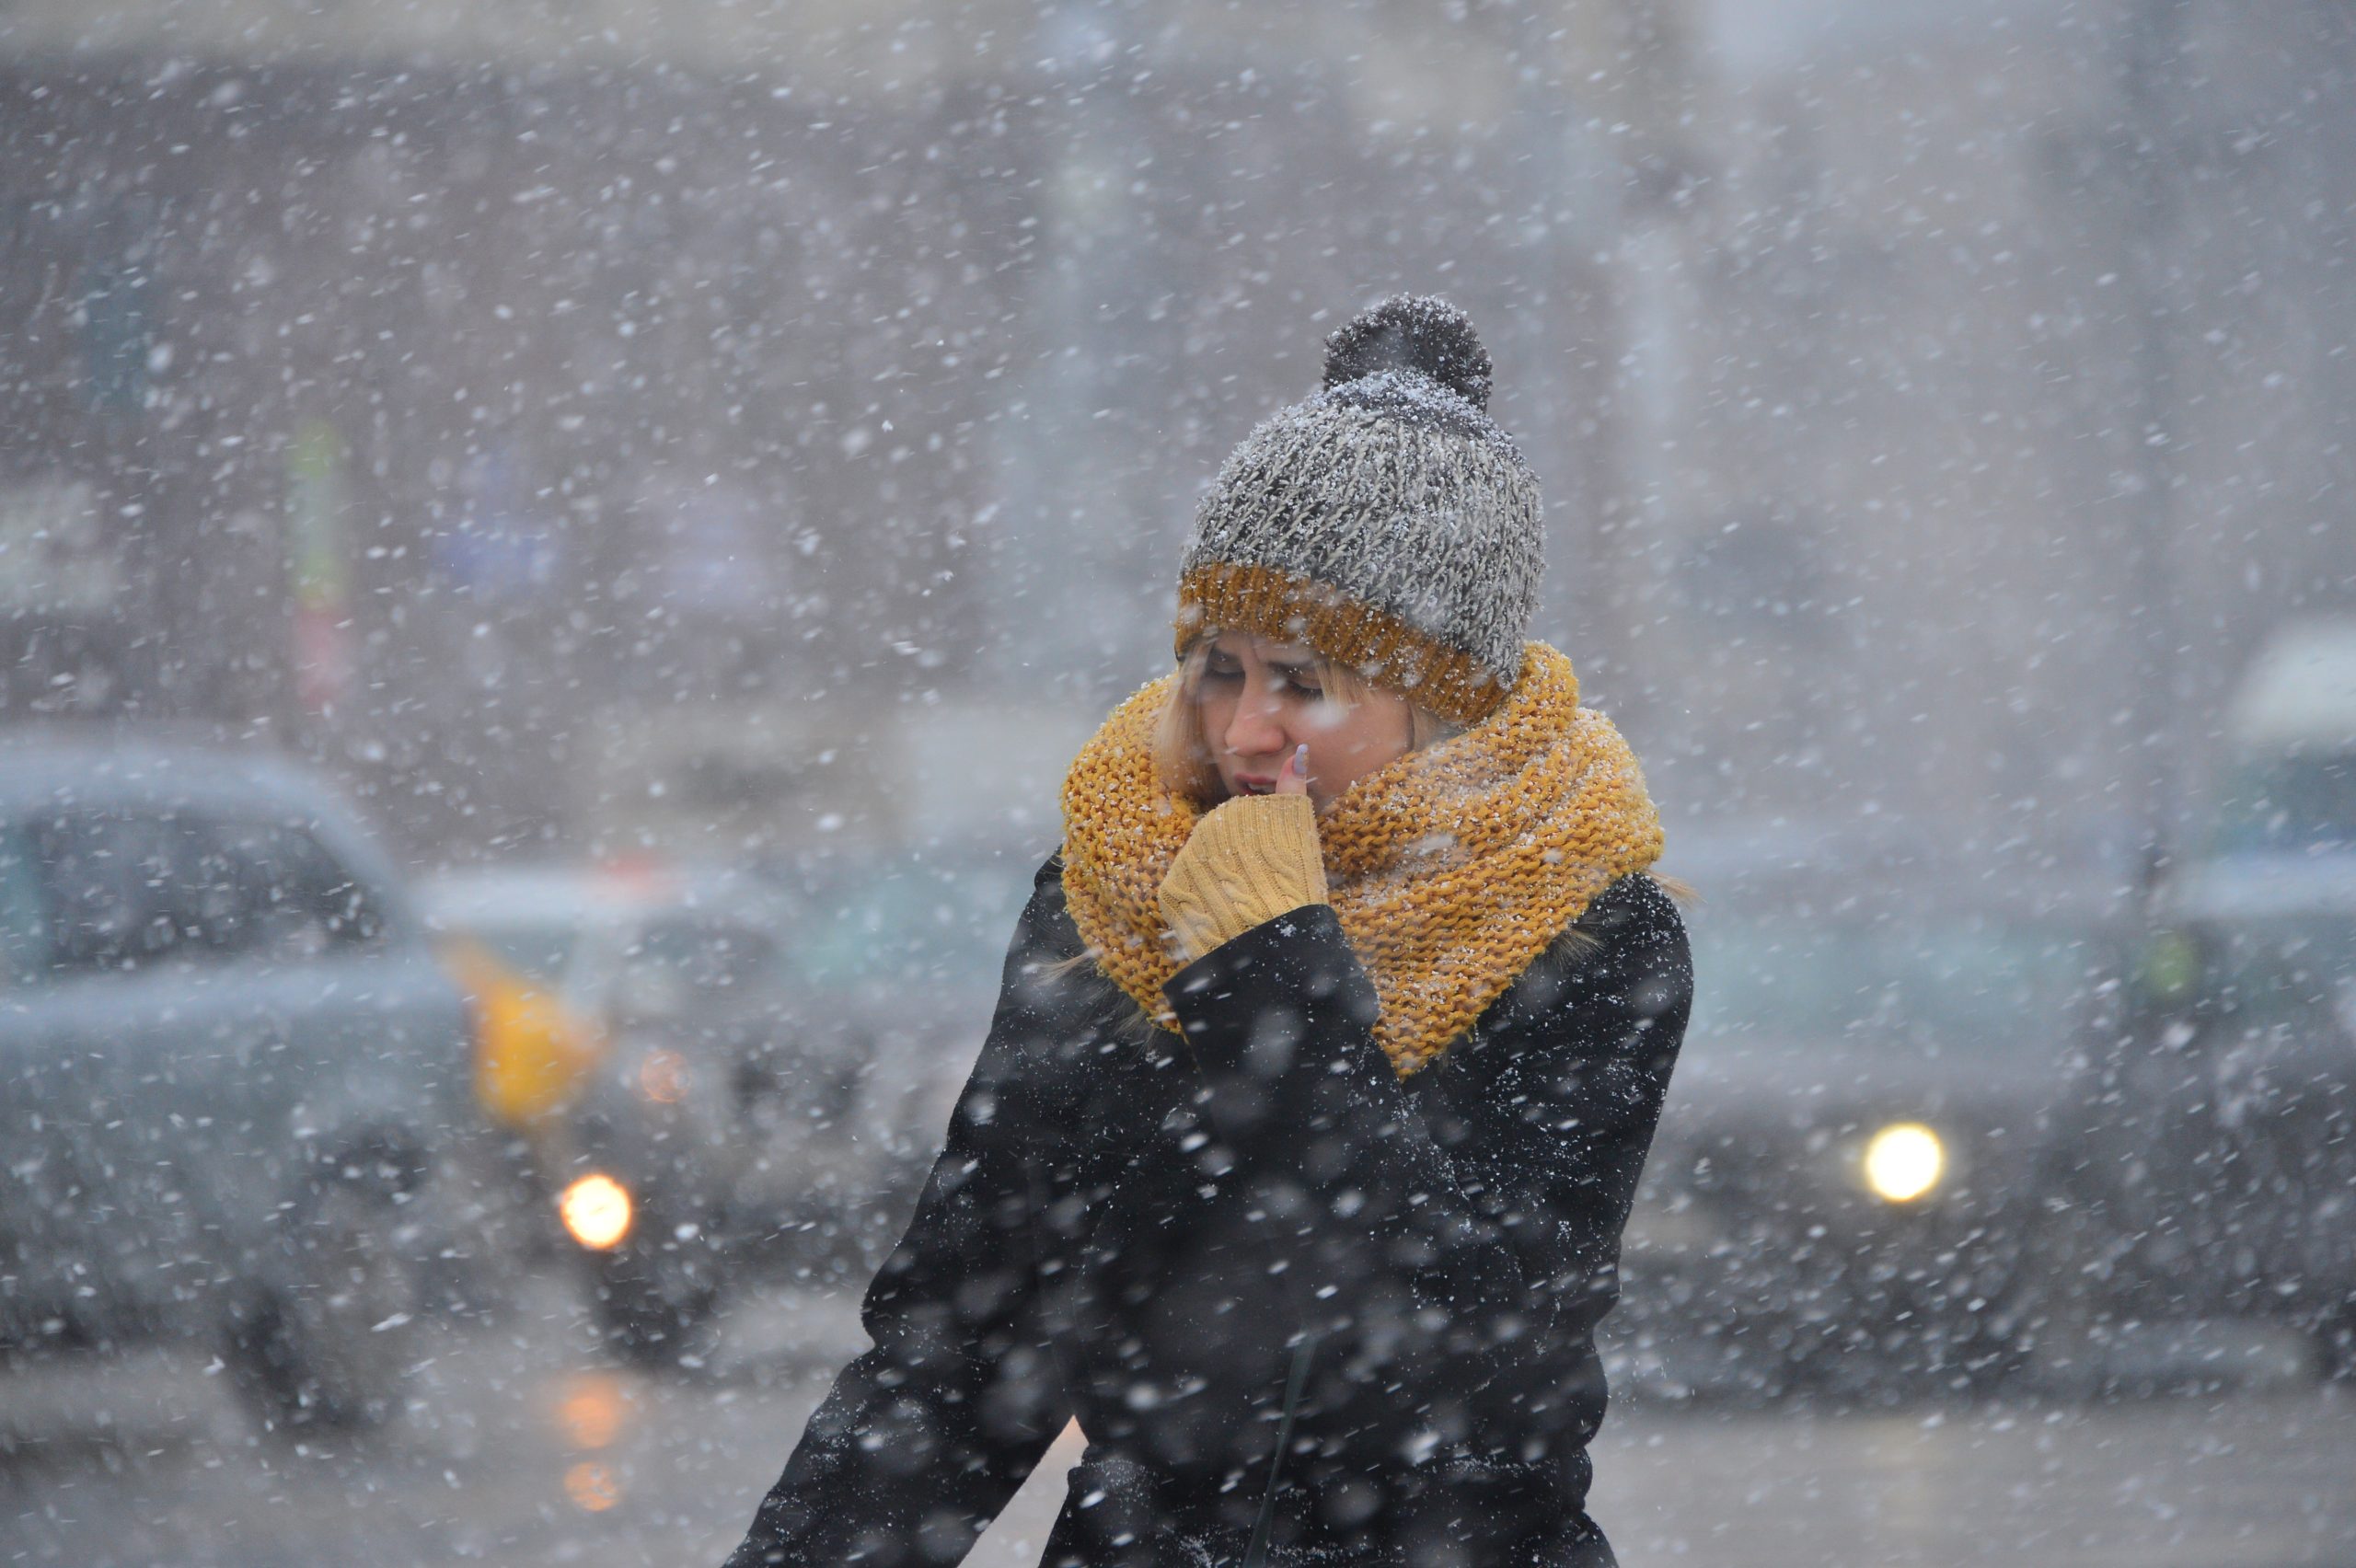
[1174,294,1542,726]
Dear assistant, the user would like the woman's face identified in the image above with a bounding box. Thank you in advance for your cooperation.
[1193,633,1414,810]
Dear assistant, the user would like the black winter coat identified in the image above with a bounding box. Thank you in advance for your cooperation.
[724,856,1691,1568]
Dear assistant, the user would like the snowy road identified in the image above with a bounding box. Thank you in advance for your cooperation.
[4,1272,2352,1568]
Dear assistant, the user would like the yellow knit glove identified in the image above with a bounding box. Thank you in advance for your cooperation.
[1157,793,1330,963]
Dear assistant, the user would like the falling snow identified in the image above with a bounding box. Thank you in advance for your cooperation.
[2,3,2353,1566]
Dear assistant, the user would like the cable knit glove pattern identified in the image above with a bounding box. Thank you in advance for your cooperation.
[1156,792,1331,963]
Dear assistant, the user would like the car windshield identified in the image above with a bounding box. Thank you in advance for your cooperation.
[2211,754,2356,856]
[463,917,585,986]
[782,859,1029,992]
[604,915,791,1021]
[1687,912,2104,1047]
[0,826,44,989]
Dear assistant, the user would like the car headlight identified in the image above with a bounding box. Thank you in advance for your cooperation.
[1861,1122,1946,1204]
[633,1048,692,1105]
[559,1172,635,1250]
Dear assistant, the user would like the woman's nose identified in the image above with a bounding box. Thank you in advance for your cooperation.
[1221,691,1288,757]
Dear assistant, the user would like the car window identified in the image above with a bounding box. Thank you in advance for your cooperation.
[213,818,389,957]
[32,811,387,979]
[784,861,1026,992]
[2212,754,2356,856]
[464,919,584,986]
[605,916,787,1021]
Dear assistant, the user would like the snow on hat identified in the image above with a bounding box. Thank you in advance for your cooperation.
[1172,294,1543,727]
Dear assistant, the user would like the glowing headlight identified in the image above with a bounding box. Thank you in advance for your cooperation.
[559,1172,634,1250]
[1862,1123,1946,1204]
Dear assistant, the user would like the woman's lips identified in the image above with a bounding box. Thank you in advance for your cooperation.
[1235,774,1276,794]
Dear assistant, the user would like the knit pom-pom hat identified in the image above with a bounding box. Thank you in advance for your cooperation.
[1173,294,1542,726]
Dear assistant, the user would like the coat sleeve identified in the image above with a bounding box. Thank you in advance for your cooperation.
[1159,876,1691,1459]
[722,865,1077,1568]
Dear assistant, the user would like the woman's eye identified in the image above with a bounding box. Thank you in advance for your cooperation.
[1274,674,1322,698]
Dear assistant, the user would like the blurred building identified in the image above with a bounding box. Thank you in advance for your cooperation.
[1619,0,2356,873]
[2,0,2349,876]
[0,2,1650,865]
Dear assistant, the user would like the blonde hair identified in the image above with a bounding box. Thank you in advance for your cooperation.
[1151,632,1462,808]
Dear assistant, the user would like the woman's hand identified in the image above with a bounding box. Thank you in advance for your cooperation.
[1158,745,1330,962]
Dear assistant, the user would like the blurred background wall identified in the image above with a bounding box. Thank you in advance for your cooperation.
[1,0,2350,879]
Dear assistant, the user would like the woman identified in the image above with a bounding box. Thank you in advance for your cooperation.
[723,295,1691,1568]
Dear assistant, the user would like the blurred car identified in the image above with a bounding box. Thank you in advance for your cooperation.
[438,937,607,1137]
[413,872,616,1284]
[738,841,1035,1256]
[418,847,1030,1366]
[1611,826,2131,1401]
[415,871,611,1143]
[2038,617,2356,1377]
[0,738,475,1430]
[418,861,786,1356]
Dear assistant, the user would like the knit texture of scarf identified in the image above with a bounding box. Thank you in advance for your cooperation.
[1059,641,1663,1077]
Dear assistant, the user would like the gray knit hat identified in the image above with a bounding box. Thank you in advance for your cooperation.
[1173,294,1542,727]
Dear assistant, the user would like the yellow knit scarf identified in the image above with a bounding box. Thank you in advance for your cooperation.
[1058,641,1664,1076]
